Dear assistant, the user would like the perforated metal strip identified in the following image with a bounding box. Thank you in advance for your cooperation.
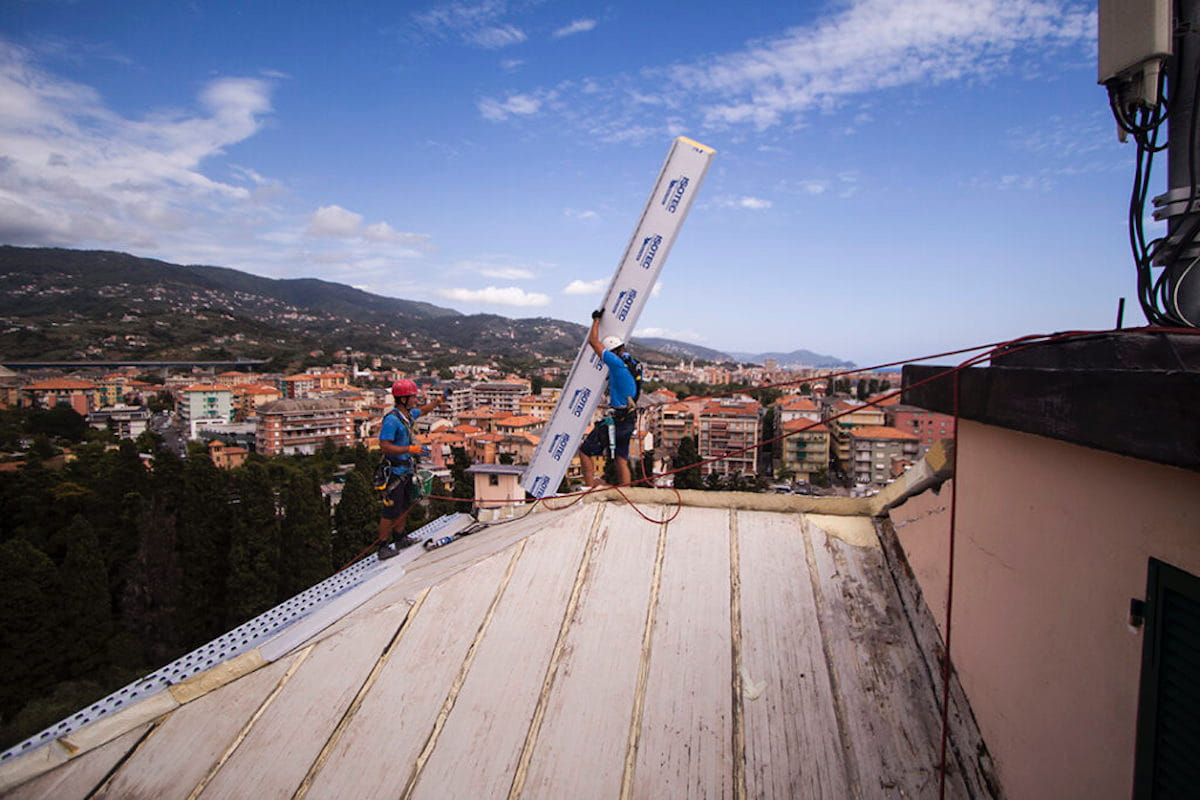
[0,513,471,764]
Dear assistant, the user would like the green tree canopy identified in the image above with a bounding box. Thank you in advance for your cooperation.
[279,470,332,599]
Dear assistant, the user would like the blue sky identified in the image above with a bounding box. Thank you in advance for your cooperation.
[0,0,1137,366]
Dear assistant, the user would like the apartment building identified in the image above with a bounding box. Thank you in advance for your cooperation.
[86,405,151,440]
[886,402,954,459]
[471,382,525,415]
[21,378,97,416]
[698,400,760,479]
[178,384,235,439]
[233,384,282,420]
[648,401,696,462]
[256,398,353,456]
[518,393,558,420]
[494,415,544,438]
[280,374,318,399]
[778,419,830,482]
[827,399,888,470]
[847,425,920,486]
[776,396,821,424]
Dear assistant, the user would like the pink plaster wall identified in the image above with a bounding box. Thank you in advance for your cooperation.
[893,420,1200,800]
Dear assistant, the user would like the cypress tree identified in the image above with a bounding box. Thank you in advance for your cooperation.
[278,470,332,600]
[674,436,703,490]
[226,461,281,626]
[178,448,232,643]
[58,517,113,679]
[0,539,59,722]
[121,499,183,665]
[332,471,377,568]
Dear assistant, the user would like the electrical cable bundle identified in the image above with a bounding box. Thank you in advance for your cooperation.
[1107,3,1200,326]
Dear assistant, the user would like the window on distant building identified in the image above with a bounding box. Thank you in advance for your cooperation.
[489,474,499,486]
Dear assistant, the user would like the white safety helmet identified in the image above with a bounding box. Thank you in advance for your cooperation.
[602,335,624,351]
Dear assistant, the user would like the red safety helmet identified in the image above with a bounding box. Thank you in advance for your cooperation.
[391,379,419,398]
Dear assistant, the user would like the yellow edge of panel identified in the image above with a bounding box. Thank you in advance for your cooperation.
[675,135,716,154]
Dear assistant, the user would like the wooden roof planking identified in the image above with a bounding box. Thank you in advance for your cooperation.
[0,491,998,799]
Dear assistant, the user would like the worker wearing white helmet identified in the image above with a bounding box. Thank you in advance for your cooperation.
[577,308,642,488]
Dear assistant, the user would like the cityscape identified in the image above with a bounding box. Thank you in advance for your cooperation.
[0,341,938,497]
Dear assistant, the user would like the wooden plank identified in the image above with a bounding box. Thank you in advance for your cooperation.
[90,656,295,799]
[632,505,734,799]
[874,517,1004,798]
[516,503,661,799]
[300,544,521,800]
[317,507,586,644]
[195,600,414,799]
[4,724,152,800]
[407,518,592,800]
[738,510,853,798]
[804,515,970,798]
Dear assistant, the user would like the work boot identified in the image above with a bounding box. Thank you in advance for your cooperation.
[398,530,424,548]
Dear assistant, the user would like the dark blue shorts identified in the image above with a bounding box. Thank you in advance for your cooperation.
[380,472,415,520]
[580,416,635,460]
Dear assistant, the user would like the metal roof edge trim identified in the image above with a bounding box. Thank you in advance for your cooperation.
[0,512,475,784]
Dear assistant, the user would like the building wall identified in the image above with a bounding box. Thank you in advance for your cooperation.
[892,420,1200,800]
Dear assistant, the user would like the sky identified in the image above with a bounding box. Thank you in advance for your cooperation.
[0,0,1143,367]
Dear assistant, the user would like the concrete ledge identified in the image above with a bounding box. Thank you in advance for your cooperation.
[583,486,875,516]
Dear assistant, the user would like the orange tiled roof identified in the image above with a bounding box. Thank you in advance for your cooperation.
[782,419,828,433]
[182,383,230,393]
[849,425,919,441]
[239,384,280,395]
[700,402,759,416]
[452,424,484,435]
[495,415,542,427]
[26,378,96,391]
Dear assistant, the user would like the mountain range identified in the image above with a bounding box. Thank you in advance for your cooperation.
[0,246,853,369]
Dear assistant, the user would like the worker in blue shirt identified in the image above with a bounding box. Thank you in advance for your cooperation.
[578,308,641,488]
[377,379,441,557]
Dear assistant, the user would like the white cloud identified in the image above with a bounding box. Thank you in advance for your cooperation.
[635,326,705,342]
[480,266,534,279]
[563,278,605,295]
[500,58,525,72]
[307,204,363,237]
[565,208,598,220]
[674,0,1096,129]
[468,24,526,49]
[413,2,526,49]
[438,285,551,306]
[715,195,774,210]
[304,205,431,246]
[0,40,275,248]
[479,0,1093,139]
[553,19,596,38]
[478,91,545,121]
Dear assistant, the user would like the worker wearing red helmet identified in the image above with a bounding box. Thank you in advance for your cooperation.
[377,378,442,556]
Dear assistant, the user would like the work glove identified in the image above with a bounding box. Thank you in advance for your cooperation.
[419,445,431,459]
[591,308,603,320]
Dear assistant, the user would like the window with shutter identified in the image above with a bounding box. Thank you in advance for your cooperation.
[1132,558,1200,799]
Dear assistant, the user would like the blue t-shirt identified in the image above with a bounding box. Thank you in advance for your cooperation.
[603,350,638,409]
[380,407,421,471]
